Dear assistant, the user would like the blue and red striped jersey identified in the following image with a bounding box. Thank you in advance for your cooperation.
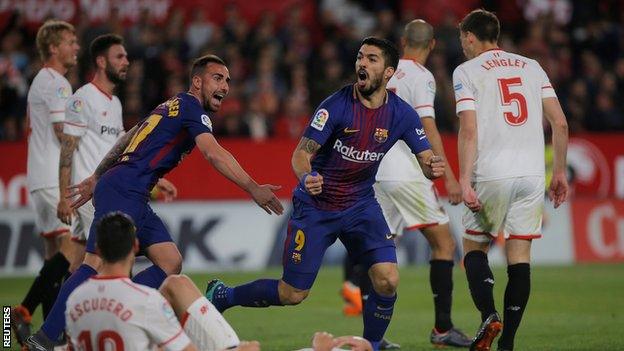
[103,92,212,198]
[294,85,431,210]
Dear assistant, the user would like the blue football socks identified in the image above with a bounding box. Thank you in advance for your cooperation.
[131,264,167,289]
[363,289,397,350]
[40,264,97,340]
[217,279,283,311]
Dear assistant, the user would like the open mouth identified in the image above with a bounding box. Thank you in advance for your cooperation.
[357,69,368,82]
[213,92,225,102]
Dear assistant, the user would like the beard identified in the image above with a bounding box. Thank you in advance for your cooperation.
[358,74,383,97]
[105,65,126,85]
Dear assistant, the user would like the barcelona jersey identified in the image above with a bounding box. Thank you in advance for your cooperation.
[294,85,431,210]
[102,93,213,198]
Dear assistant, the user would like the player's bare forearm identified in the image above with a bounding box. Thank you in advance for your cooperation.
[196,133,257,192]
[210,145,257,192]
[59,133,79,195]
[457,111,478,184]
[421,117,458,182]
[94,124,139,179]
[543,97,569,174]
[53,122,64,143]
[292,137,320,180]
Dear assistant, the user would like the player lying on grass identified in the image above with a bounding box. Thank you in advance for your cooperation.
[65,211,260,351]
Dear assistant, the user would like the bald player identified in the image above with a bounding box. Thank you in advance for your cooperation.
[377,19,470,347]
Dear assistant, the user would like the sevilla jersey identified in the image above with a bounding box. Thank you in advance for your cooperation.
[26,67,72,191]
[377,59,437,182]
[453,49,557,181]
[103,93,213,198]
[295,85,431,210]
[63,82,124,185]
[65,276,191,351]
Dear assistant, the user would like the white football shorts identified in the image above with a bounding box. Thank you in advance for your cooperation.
[30,187,70,238]
[463,176,545,243]
[182,297,240,351]
[70,200,95,242]
[374,180,449,236]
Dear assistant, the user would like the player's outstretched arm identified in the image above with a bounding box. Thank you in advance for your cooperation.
[421,117,462,204]
[57,133,80,223]
[196,133,283,215]
[292,137,324,195]
[543,97,569,208]
[457,110,481,212]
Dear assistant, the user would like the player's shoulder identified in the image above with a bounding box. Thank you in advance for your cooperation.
[398,59,434,79]
[388,90,416,115]
[319,85,353,109]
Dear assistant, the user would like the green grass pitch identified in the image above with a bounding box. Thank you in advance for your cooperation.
[1,264,623,350]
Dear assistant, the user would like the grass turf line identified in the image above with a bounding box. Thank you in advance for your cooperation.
[0,264,622,350]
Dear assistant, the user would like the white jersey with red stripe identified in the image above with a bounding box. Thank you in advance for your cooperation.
[376,59,436,182]
[453,48,556,181]
[66,276,192,351]
[63,82,124,185]
[26,67,72,191]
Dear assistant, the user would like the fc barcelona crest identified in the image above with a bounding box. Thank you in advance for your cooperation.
[374,128,388,143]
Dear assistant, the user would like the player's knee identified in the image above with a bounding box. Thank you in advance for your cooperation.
[371,271,399,295]
[278,282,309,305]
[159,274,191,298]
[283,289,309,305]
[160,254,183,275]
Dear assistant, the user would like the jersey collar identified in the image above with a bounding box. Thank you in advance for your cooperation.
[351,84,389,105]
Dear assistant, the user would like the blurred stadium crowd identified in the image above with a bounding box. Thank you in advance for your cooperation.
[0,0,623,141]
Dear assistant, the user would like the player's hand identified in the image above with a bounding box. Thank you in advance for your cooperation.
[445,178,462,205]
[67,175,96,210]
[333,335,373,351]
[427,155,445,179]
[251,184,284,215]
[548,171,569,209]
[57,197,74,225]
[312,331,335,351]
[232,341,261,351]
[303,172,323,195]
[461,181,481,212]
[156,178,178,202]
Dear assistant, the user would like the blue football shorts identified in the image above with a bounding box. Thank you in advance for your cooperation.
[282,196,396,290]
[86,176,173,254]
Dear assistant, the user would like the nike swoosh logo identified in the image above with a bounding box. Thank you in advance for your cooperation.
[344,127,360,134]
[386,234,395,239]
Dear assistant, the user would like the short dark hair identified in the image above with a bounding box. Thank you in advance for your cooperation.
[190,54,226,81]
[96,212,136,263]
[90,34,124,67]
[459,9,500,43]
[361,37,399,71]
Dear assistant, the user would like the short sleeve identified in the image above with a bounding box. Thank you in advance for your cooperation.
[181,98,213,138]
[46,80,72,123]
[413,73,436,118]
[145,293,192,351]
[537,64,557,99]
[302,100,338,146]
[453,66,476,115]
[63,95,88,137]
[400,106,431,154]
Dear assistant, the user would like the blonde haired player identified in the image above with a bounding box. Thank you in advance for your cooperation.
[454,9,568,351]
[12,19,80,345]
[376,19,471,347]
